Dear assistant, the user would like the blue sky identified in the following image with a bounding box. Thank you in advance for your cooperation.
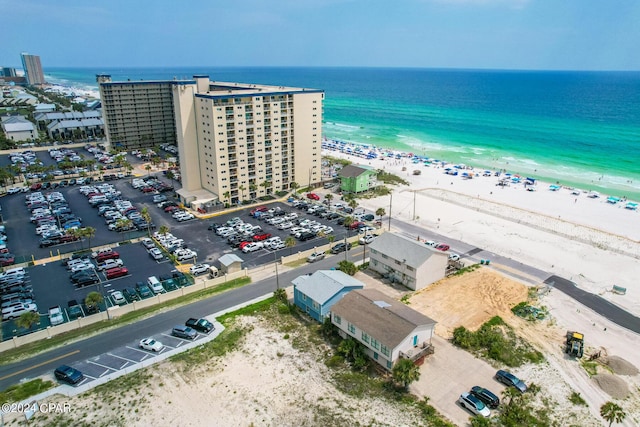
[3,0,639,70]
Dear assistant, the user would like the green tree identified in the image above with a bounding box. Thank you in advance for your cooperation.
[159,225,170,237]
[470,416,493,427]
[284,236,296,255]
[348,199,358,210]
[140,207,152,236]
[260,180,272,195]
[238,185,246,203]
[337,260,357,276]
[223,191,231,206]
[327,235,336,245]
[274,288,287,303]
[343,216,355,229]
[16,311,40,331]
[81,227,96,249]
[85,292,104,312]
[600,402,626,427]
[145,164,152,177]
[376,207,386,219]
[325,193,334,205]
[392,358,421,390]
[337,338,368,371]
[290,181,299,192]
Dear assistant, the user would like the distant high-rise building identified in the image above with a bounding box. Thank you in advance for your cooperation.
[20,53,45,85]
[1,67,17,77]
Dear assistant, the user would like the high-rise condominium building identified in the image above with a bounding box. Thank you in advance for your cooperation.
[98,74,324,207]
[1,67,17,77]
[97,74,179,149]
[20,53,45,85]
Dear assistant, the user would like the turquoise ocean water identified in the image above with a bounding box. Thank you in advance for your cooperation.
[44,67,640,199]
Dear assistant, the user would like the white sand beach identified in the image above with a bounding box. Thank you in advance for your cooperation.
[323,146,640,317]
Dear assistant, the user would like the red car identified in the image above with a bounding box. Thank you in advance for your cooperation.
[435,243,450,251]
[349,221,364,230]
[307,193,320,200]
[141,187,155,193]
[165,206,180,213]
[0,254,15,266]
[105,266,128,279]
[96,251,120,262]
[252,233,272,241]
[58,234,80,243]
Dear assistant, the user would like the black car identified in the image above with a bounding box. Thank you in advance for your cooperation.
[470,386,500,409]
[298,232,315,241]
[39,238,59,248]
[123,287,141,301]
[185,317,215,333]
[54,365,84,385]
[163,278,179,291]
[336,217,345,225]
[495,370,528,393]
[70,270,98,283]
[330,242,352,254]
[136,282,153,299]
[362,214,375,221]
[75,275,99,288]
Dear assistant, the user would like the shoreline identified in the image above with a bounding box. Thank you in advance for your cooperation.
[323,147,640,317]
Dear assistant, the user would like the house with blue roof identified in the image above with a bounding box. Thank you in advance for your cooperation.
[292,270,365,322]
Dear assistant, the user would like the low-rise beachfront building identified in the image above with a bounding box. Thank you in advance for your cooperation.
[367,233,448,291]
[339,164,379,193]
[34,103,56,113]
[35,111,103,131]
[330,289,436,370]
[46,118,105,140]
[1,115,37,142]
[292,270,365,322]
[218,254,244,274]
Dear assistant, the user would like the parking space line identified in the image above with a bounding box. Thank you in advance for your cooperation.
[98,369,111,378]
[126,345,150,355]
[108,352,139,364]
[87,360,117,372]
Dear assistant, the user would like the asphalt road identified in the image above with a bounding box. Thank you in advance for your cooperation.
[0,247,362,391]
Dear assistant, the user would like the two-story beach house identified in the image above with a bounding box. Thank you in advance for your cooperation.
[331,288,436,370]
[367,233,448,291]
[339,164,378,194]
[293,270,365,322]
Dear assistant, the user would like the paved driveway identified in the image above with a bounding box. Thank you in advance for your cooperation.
[410,335,506,426]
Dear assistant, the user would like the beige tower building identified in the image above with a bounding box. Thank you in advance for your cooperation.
[20,53,45,86]
[98,74,323,207]
[174,75,324,208]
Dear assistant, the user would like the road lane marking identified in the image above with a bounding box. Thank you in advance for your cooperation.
[0,350,81,381]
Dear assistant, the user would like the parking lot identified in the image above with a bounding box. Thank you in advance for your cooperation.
[67,319,218,387]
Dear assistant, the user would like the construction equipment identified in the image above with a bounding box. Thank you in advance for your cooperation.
[565,331,584,358]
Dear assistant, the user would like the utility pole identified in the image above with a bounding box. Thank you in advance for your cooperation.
[413,190,416,221]
[388,192,392,230]
[274,250,280,290]
[344,234,348,262]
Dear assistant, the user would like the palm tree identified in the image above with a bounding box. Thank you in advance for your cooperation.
[392,358,421,390]
[249,183,258,199]
[223,191,231,206]
[82,227,96,250]
[325,193,334,206]
[16,311,40,331]
[348,199,358,211]
[600,402,626,427]
[238,185,246,203]
[284,236,296,255]
[328,235,336,245]
[159,225,170,238]
[343,216,355,229]
[85,291,104,313]
[376,207,386,219]
[260,180,272,195]
[140,207,152,236]
[290,181,299,193]
[145,164,152,177]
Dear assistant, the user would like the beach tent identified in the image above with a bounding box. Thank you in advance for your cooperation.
[587,191,600,198]
[625,202,638,210]
[525,178,536,185]
[606,196,621,204]
[549,185,560,191]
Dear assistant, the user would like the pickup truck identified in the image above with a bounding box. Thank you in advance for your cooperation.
[49,306,64,325]
[97,258,124,271]
[185,318,215,333]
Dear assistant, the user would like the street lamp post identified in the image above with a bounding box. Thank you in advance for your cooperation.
[274,249,280,290]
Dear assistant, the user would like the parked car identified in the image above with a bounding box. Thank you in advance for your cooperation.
[495,370,528,392]
[175,249,197,261]
[67,300,83,319]
[172,325,197,340]
[149,248,164,260]
[458,392,491,418]
[54,365,84,385]
[307,252,325,263]
[97,258,124,271]
[189,264,211,276]
[139,338,164,352]
[110,290,127,305]
[307,193,320,200]
[185,317,215,333]
[136,282,153,299]
[75,275,99,288]
[359,234,378,245]
[448,253,460,261]
[435,243,450,251]
[105,267,129,280]
[470,386,500,409]
[242,242,264,253]
[425,240,437,247]
[123,287,140,302]
[252,233,272,242]
[49,306,64,325]
[96,251,120,262]
[140,238,155,249]
[330,242,352,254]
[361,213,375,221]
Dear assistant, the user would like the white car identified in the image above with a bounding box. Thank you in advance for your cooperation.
[448,253,460,261]
[189,263,211,276]
[149,248,164,260]
[97,258,124,271]
[359,234,377,245]
[175,249,197,261]
[458,392,490,418]
[7,188,21,195]
[139,338,164,352]
[425,240,437,247]
[270,241,286,250]
[48,306,64,326]
[358,226,376,234]
[141,238,155,249]
[111,290,127,305]
[70,262,94,273]
[177,213,195,222]
[242,242,264,253]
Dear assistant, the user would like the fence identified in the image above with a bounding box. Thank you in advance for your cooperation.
[0,268,248,352]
